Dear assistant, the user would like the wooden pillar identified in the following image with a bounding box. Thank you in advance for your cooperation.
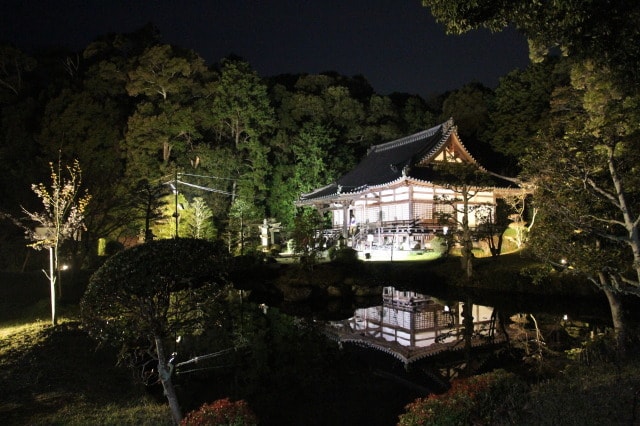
[342,204,349,238]
[409,185,414,221]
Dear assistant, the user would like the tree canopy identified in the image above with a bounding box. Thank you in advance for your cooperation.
[421,0,640,79]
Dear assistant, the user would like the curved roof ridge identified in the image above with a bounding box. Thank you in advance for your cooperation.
[415,123,454,163]
[454,127,485,171]
[300,182,336,199]
[370,122,444,154]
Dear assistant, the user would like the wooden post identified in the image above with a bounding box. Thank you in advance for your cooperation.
[342,204,349,239]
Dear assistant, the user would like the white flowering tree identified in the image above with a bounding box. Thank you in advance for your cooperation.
[22,158,90,325]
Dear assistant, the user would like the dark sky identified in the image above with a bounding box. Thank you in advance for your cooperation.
[1,0,530,97]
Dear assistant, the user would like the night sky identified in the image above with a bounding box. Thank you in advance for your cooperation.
[1,0,530,97]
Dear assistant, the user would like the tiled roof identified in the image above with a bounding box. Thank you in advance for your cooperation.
[299,121,449,202]
[299,119,515,204]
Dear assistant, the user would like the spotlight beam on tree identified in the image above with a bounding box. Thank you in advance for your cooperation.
[22,157,90,325]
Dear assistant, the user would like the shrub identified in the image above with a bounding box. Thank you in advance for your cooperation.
[328,247,359,263]
[181,398,258,426]
[398,370,526,425]
[428,236,448,256]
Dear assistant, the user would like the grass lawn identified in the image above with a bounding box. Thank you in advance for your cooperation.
[0,302,172,426]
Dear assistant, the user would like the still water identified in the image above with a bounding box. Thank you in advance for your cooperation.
[267,286,616,425]
[325,286,503,365]
[281,284,613,378]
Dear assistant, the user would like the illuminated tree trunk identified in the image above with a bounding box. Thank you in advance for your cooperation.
[460,184,474,280]
[603,145,640,286]
[600,273,627,360]
[48,246,57,325]
[155,335,182,424]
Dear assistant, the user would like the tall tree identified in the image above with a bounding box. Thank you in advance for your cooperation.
[524,62,640,353]
[433,162,500,279]
[268,123,335,227]
[131,179,169,242]
[485,59,567,173]
[22,158,91,325]
[440,83,495,169]
[206,59,275,207]
[125,44,210,181]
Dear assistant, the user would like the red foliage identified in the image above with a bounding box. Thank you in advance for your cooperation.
[399,371,513,425]
[180,398,258,426]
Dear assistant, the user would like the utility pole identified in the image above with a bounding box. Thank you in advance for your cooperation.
[173,168,179,238]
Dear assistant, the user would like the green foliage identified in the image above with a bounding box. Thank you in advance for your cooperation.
[227,198,262,255]
[266,72,429,228]
[129,179,170,242]
[485,59,567,172]
[81,238,231,356]
[398,369,527,425]
[181,398,258,426]
[151,191,181,240]
[124,44,210,181]
[267,123,336,228]
[206,59,275,206]
[400,94,438,134]
[427,236,449,256]
[181,197,216,240]
[440,83,492,141]
[421,0,640,86]
[101,239,124,256]
[524,60,640,293]
[520,363,640,425]
[290,208,325,266]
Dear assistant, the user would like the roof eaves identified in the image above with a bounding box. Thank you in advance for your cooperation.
[369,123,443,154]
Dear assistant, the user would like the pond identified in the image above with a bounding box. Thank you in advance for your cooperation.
[255,284,619,425]
[279,283,614,386]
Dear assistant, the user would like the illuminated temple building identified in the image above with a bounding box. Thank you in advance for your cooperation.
[297,119,519,252]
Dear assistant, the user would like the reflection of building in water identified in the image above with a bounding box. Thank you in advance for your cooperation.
[327,287,502,364]
[352,287,496,347]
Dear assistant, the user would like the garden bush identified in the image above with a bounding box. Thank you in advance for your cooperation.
[180,398,258,426]
[398,369,527,425]
[328,247,359,263]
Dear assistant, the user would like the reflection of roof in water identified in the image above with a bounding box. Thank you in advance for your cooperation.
[324,286,507,364]
[325,319,507,364]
